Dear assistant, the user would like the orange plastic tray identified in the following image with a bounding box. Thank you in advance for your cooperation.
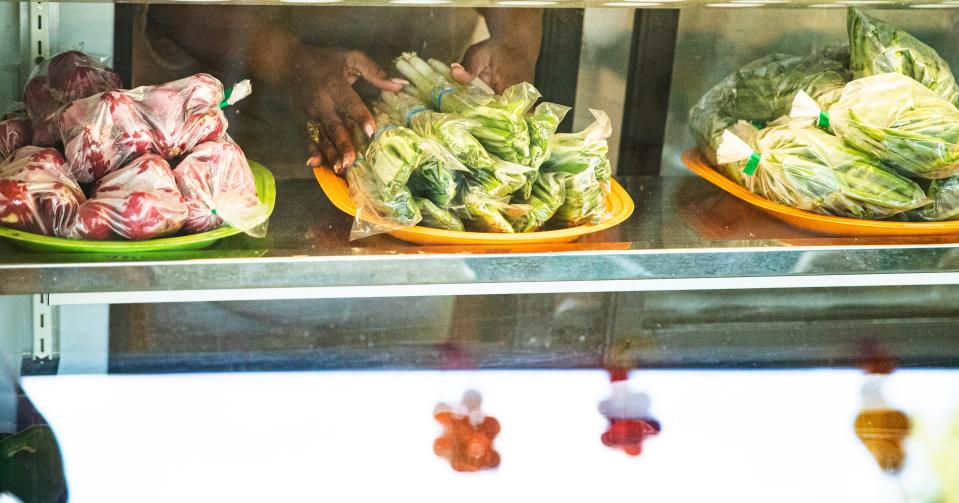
[314,167,634,245]
[682,148,959,237]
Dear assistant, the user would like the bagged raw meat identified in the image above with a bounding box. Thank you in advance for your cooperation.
[68,153,189,240]
[0,146,85,236]
[46,51,123,103]
[23,51,123,148]
[59,90,158,183]
[59,74,250,183]
[0,116,32,160]
[173,140,268,236]
[23,76,61,147]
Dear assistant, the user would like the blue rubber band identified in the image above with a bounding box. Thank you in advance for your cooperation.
[405,106,427,126]
[373,124,397,141]
[432,87,455,111]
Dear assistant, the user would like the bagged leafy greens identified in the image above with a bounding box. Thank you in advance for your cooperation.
[908,176,959,221]
[508,172,567,232]
[415,197,465,231]
[408,155,461,208]
[716,121,929,219]
[465,157,537,199]
[452,186,516,233]
[526,102,570,170]
[792,73,959,179]
[546,166,606,228]
[542,109,613,192]
[411,111,495,171]
[689,48,850,164]
[395,52,539,164]
[848,7,959,104]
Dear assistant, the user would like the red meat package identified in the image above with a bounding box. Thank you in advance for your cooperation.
[173,140,268,236]
[23,51,123,147]
[0,146,85,236]
[68,153,189,240]
[0,116,32,160]
[59,74,251,183]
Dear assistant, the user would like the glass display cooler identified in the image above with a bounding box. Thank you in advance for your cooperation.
[1,1,959,502]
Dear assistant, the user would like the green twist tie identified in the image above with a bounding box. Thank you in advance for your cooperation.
[218,87,233,109]
[742,152,761,176]
[817,111,830,129]
[211,208,218,216]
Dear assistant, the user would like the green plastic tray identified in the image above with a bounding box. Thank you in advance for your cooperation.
[0,161,276,253]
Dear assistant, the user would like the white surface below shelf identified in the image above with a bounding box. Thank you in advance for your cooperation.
[22,369,959,503]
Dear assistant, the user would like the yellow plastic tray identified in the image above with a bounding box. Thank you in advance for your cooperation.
[314,167,634,245]
[682,148,959,237]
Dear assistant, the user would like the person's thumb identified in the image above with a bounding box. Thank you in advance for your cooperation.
[347,51,406,92]
[450,62,473,85]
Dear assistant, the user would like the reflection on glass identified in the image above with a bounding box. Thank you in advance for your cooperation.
[853,339,911,477]
[598,368,660,456]
[433,390,500,472]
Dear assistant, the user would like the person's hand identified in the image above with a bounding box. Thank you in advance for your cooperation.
[451,38,539,95]
[290,46,406,174]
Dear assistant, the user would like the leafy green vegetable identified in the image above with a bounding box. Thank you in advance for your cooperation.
[542,109,613,192]
[848,7,959,104]
[546,167,606,228]
[716,120,930,218]
[410,111,495,171]
[689,48,850,164]
[465,157,536,199]
[408,156,461,208]
[452,186,516,233]
[908,176,959,221]
[527,102,570,170]
[827,73,959,179]
[347,156,421,240]
[509,172,567,232]
[415,197,465,231]
[395,52,539,164]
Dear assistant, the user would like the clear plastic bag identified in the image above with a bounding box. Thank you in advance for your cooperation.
[794,73,959,180]
[688,48,850,165]
[0,147,85,236]
[716,121,930,219]
[173,140,269,237]
[910,176,959,221]
[68,153,189,240]
[508,171,567,233]
[410,111,495,171]
[542,109,613,193]
[0,116,31,161]
[23,51,123,147]
[848,7,959,104]
[415,197,464,231]
[526,102,570,170]
[465,157,536,199]
[451,186,529,233]
[546,166,607,228]
[59,73,249,183]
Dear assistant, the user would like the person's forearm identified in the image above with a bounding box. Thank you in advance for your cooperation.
[149,6,299,88]
[477,8,543,51]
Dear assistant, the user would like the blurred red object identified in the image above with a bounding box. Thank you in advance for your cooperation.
[0,146,85,236]
[433,391,500,472]
[601,418,661,456]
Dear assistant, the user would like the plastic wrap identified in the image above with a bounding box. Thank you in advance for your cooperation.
[59,73,244,183]
[546,167,607,228]
[451,186,528,233]
[716,121,929,219]
[173,140,268,236]
[0,116,32,161]
[910,176,959,221]
[410,111,495,171]
[347,126,424,240]
[508,172,567,233]
[526,102,570,170]
[848,7,959,104]
[415,197,465,231]
[542,109,613,192]
[688,49,850,164]
[801,74,959,179]
[68,153,189,240]
[408,155,462,209]
[465,157,536,199]
[23,51,123,147]
[395,54,539,165]
[0,147,85,236]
